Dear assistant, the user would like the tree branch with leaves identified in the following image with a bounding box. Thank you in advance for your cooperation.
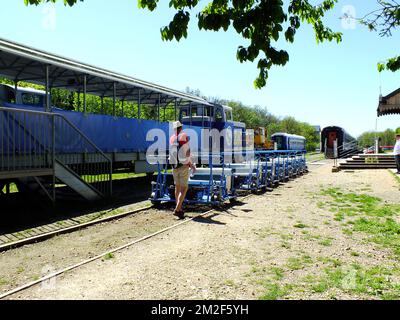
[358,0,400,72]
[25,0,342,88]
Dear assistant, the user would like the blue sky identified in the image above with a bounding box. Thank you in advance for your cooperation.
[0,0,399,137]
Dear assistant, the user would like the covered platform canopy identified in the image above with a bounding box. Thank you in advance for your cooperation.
[377,88,400,116]
[0,37,211,113]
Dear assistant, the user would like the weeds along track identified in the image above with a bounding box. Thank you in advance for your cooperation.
[0,193,254,300]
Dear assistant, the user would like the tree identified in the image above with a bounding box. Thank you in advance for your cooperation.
[358,129,396,148]
[359,0,400,72]
[25,0,342,89]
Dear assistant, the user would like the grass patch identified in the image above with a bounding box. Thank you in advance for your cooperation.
[259,282,293,300]
[318,238,333,246]
[103,253,115,260]
[306,264,400,299]
[318,188,400,258]
[389,170,400,186]
[0,278,8,286]
[17,266,25,274]
[224,279,236,287]
[294,223,308,229]
[286,255,313,271]
[270,267,285,281]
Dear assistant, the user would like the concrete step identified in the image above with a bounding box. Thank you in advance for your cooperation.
[339,164,396,169]
[54,161,101,201]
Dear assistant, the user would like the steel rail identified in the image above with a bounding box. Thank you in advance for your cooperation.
[0,194,253,300]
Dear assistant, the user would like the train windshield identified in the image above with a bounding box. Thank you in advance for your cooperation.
[275,136,284,149]
[21,93,44,107]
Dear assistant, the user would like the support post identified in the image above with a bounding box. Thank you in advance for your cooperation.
[51,115,56,204]
[174,98,177,121]
[45,65,50,112]
[189,103,192,126]
[13,80,18,104]
[113,82,116,116]
[77,91,81,112]
[157,94,160,122]
[138,89,141,119]
[83,75,87,114]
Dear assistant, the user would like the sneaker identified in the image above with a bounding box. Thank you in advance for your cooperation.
[173,210,185,219]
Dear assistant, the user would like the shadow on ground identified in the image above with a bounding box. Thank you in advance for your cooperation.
[0,175,154,235]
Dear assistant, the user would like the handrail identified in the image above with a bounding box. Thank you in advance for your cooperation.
[0,105,112,198]
[337,139,358,152]
[53,113,111,162]
[0,106,111,162]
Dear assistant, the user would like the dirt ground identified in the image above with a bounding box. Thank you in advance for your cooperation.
[2,161,400,300]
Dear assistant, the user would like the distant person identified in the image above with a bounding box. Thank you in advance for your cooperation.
[169,121,196,219]
[394,134,400,174]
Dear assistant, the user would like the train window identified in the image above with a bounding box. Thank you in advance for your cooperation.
[21,93,43,106]
[180,108,188,118]
[191,107,198,117]
[275,136,284,149]
[215,108,223,122]
[224,110,233,121]
[7,90,15,103]
[203,106,211,117]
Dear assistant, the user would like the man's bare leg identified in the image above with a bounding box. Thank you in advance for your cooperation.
[176,186,188,212]
[174,183,181,212]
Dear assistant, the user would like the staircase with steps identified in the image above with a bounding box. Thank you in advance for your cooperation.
[338,154,396,170]
[0,106,112,203]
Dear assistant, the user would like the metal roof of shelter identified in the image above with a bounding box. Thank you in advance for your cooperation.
[0,38,211,108]
[377,88,400,117]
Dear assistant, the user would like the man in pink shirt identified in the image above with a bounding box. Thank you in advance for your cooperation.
[169,121,196,219]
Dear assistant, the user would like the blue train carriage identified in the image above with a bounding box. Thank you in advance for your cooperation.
[0,84,44,107]
[0,83,172,174]
[270,133,308,179]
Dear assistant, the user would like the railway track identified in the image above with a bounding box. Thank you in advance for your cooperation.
[0,161,325,299]
[0,159,327,253]
[0,193,254,300]
[0,201,152,252]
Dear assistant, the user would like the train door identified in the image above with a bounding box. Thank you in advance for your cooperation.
[328,131,337,148]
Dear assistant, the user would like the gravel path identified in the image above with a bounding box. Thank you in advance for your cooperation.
[2,161,400,300]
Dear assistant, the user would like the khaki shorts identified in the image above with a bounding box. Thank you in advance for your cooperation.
[172,165,189,187]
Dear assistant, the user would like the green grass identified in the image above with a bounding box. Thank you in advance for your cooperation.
[306,152,325,162]
[103,253,115,260]
[82,171,150,183]
[319,188,400,259]
[293,223,308,229]
[17,266,25,274]
[259,282,293,300]
[389,169,400,186]
[305,264,400,299]
[270,267,285,281]
[224,279,236,287]
[318,238,333,246]
[286,255,313,271]
[0,278,8,286]
[1,183,18,194]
